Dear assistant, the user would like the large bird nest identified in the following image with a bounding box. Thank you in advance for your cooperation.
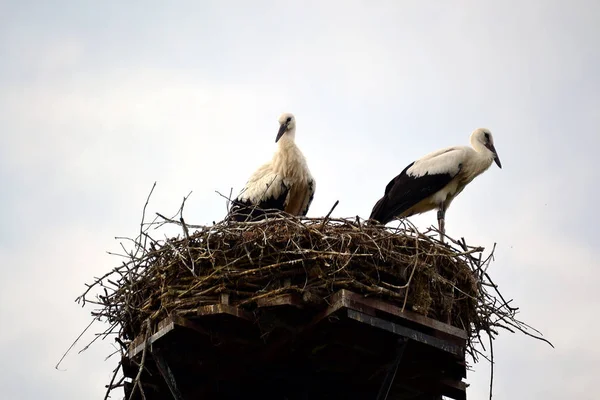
[94,215,480,340]
[70,189,552,399]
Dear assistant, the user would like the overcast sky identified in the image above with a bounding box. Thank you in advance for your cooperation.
[1,1,599,399]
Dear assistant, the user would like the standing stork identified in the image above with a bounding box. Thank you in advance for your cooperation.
[369,128,502,240]
[228,113,316,222]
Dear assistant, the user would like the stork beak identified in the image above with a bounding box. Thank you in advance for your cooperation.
[275,123,288,143]
[494,154,502,169]
[486,143,502,169]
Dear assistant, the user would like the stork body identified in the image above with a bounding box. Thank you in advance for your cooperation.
[369,128,501,240]
[229,113,316,221]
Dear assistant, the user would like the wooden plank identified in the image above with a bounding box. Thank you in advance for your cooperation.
[129,317,175,358]
[308,290,348,324]
[332,291,467,380]
[196,304,253,320]
[256,293,304,308]
[171,315,211,336]
[439,379,469,400]
[220,293,230,305]
[346,309,463,356]
[337,290,468,341]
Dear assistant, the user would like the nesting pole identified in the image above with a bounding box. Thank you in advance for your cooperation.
[122,288,468,399]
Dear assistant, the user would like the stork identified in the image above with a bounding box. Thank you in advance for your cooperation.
[228,113,316,222]
[369,128,502,241]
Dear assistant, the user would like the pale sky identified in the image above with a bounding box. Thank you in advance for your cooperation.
[1,1,599,399]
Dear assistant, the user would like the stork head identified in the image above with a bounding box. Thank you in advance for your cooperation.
[276,113,296,143]
[471,128,502,169]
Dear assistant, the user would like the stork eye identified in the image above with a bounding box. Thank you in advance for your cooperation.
[286,117,292,123]
[484,132,490,140]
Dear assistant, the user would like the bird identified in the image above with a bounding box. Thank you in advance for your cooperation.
[228,112,316,222]
[369,128,502,241]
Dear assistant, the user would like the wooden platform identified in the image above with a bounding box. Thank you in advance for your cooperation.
[123,290,468,400]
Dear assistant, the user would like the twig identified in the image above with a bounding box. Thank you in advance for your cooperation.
[319,200,340,230]
[488,333,494,400]
[128,320,151,400]
[179,193,195,275]
[133,182,157,260]
[104,363,122,400]
[55,318,97,370]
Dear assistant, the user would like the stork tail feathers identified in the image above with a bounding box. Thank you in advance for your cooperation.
[228,200,281,222]
[369,196,391,224]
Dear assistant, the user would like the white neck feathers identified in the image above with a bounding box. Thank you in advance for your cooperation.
[464,142,494,178]
[470,140,494,161]
[272,131,309,182]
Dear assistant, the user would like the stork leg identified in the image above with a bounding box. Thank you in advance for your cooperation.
[437,208,446,242]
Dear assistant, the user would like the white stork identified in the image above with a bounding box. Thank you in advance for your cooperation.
[369,128,502,240]
[228,113,316,221]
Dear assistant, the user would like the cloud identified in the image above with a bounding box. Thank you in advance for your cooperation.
[1,1,600,399]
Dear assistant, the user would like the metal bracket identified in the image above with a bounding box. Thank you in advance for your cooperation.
[152,349,185,400]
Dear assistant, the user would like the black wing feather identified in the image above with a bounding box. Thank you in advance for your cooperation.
[369,162,456,224]
[299,179,316,216]
[228,181,289,222]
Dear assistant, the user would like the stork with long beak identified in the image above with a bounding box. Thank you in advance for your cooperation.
[369,128,502,241]
[229,113,316,222]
